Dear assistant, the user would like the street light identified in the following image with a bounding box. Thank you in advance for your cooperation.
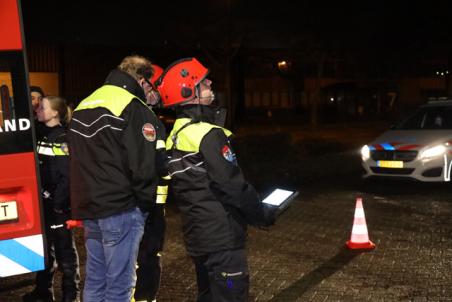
[436,69,449,76]
[277,60,291,74]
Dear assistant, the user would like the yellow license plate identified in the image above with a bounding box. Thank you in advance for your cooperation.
[377,160,404,168]
[0,201,18,222]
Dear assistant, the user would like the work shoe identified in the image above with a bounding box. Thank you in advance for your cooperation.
[22,290,55,302]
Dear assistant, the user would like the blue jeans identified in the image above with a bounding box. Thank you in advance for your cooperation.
[82,207,147,302]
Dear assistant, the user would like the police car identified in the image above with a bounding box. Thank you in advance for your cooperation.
[361,99,452,182]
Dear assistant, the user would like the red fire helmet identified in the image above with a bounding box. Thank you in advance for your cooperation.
[157,57,209,107]
[149,64,164,89]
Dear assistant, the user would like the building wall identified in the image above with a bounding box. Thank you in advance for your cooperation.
[304,77,446,106]
[24,42,449,114]
[29,72,59,96]
[398,77,447,107]
[0,72,58,96]
[244,77,295,108]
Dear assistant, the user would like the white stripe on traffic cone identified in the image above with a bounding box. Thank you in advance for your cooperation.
[346,197,375,250]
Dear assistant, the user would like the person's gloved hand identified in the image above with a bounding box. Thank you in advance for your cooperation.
[66,220,83,229]
[261,203,278,227]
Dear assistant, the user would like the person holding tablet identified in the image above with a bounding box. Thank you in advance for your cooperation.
[157,57,277,302]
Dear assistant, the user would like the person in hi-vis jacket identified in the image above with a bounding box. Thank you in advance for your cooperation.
[68,55,163,302]
[23,96,80,302]
[156,57,277,302]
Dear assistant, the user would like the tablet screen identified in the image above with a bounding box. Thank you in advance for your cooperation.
[262,188,295,206]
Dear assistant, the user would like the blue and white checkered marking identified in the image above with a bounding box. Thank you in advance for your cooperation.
[0,234,44,277]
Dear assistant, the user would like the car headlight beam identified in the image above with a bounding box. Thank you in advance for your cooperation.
[361,145,370,161]
[420,144,447,160]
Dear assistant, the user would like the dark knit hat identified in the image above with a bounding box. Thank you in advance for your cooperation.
[30,86,45,96]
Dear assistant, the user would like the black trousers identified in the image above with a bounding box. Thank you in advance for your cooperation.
[35,210,80,301]
[134,209,166,301]
[192,249,250,302]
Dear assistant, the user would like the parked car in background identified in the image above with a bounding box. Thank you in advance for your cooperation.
[361,99,452,182]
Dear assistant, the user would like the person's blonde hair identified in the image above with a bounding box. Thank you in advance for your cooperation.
[118,55,154,81]
[44,96,72,125]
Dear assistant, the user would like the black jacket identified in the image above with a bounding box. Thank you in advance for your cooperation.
[68,69,162,219]
[167,105,267,256]
[37,125,70,212]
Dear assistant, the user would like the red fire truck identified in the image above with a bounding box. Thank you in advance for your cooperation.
[0,0,46,277]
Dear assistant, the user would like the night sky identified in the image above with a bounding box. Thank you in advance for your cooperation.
[21,0,452,54]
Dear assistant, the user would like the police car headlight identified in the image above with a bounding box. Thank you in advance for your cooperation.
[420,145,446,159]
[361,145,370,161]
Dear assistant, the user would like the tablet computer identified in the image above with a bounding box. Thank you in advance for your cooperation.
[262,188,298,213]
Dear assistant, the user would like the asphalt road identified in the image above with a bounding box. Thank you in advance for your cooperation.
[2,122,452,301]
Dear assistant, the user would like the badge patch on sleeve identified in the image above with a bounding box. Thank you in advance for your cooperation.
[142,123,156,142]
[61,143,69,155]
[222,145,237,164]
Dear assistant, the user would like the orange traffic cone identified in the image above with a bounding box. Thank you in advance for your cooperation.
[346,197,375,250]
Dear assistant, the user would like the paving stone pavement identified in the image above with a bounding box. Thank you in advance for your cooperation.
[152,183,452,301]
[7,182,452,301]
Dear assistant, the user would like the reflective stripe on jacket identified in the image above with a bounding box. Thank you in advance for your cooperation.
[37,125,70,211]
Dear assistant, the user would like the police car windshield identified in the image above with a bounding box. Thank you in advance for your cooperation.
[394,106,452,130]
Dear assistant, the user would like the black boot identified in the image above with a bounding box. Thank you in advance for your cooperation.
[60,265,80,302]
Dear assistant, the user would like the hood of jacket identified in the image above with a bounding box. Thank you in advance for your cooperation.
[104,68,146,101]
[176,104,226,126]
